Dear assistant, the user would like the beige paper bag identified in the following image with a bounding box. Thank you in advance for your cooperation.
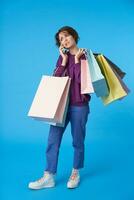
[28,75,71,126]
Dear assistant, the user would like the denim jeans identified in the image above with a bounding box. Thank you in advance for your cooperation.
[45,104,90,174]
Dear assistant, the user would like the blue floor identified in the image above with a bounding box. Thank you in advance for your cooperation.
[1,126,134,200]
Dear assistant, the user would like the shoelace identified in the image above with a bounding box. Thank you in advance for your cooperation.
[70,172,78,180]
[37,172,49,183]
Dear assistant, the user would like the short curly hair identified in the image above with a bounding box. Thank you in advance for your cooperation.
[55,26,80,47]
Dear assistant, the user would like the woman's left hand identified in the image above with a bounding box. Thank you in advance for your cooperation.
[75,48,85,63]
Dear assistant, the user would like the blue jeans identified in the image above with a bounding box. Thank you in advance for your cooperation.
[45,104,90,174]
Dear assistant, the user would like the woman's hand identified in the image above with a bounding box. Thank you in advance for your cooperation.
[75,48,85,64]
[59,45,68,66]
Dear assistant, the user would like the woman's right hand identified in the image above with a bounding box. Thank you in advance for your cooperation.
[59,45,68,66]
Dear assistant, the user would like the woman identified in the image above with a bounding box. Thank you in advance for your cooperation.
[28,26,91,189]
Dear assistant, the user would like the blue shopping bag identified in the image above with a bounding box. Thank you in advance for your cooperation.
[84,49,109,97]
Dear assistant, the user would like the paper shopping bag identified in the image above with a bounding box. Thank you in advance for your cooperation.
[110,64,130,100]
[95,55,128,105]
[48,78,71,127]
[85,49,109,97]
[94,53,126,79]
[81,59,94,94]
[49,96,69,127]
[28,75,71,127]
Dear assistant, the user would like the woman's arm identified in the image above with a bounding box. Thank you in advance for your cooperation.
[53,45,68,77]
[53,55,67,77]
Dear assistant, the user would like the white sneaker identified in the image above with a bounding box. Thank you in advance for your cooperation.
[28,171,55,190]
[67,169,80,189]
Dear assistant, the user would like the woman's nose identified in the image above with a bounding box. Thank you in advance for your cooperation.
[62,38,67,43]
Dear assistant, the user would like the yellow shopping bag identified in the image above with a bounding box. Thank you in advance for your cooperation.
[96,55,127,105]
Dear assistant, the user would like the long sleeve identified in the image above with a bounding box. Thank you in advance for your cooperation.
[53,55,66,77]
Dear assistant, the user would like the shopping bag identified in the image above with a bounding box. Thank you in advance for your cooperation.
[81,59,94,94]
[94,53,126,79]
[48,78,71,127]
[84,49,109,97]
[95,55,128,105]
[110,65,130,99]
[28,75,71,127]
[49,96,69,127]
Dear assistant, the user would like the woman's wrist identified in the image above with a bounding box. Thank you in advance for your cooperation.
[75,56,79,64]
[61,58,67,66]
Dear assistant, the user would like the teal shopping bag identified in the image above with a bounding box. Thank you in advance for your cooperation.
[84,49,109,97]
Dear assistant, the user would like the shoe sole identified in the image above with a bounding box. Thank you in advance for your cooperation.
[28,183,55,190]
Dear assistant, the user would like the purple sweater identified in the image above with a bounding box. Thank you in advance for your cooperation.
[53,52,91,106]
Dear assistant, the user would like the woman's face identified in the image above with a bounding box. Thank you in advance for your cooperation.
[58,31,76,49]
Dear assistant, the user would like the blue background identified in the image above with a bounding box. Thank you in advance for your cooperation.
[1,0,134,199]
